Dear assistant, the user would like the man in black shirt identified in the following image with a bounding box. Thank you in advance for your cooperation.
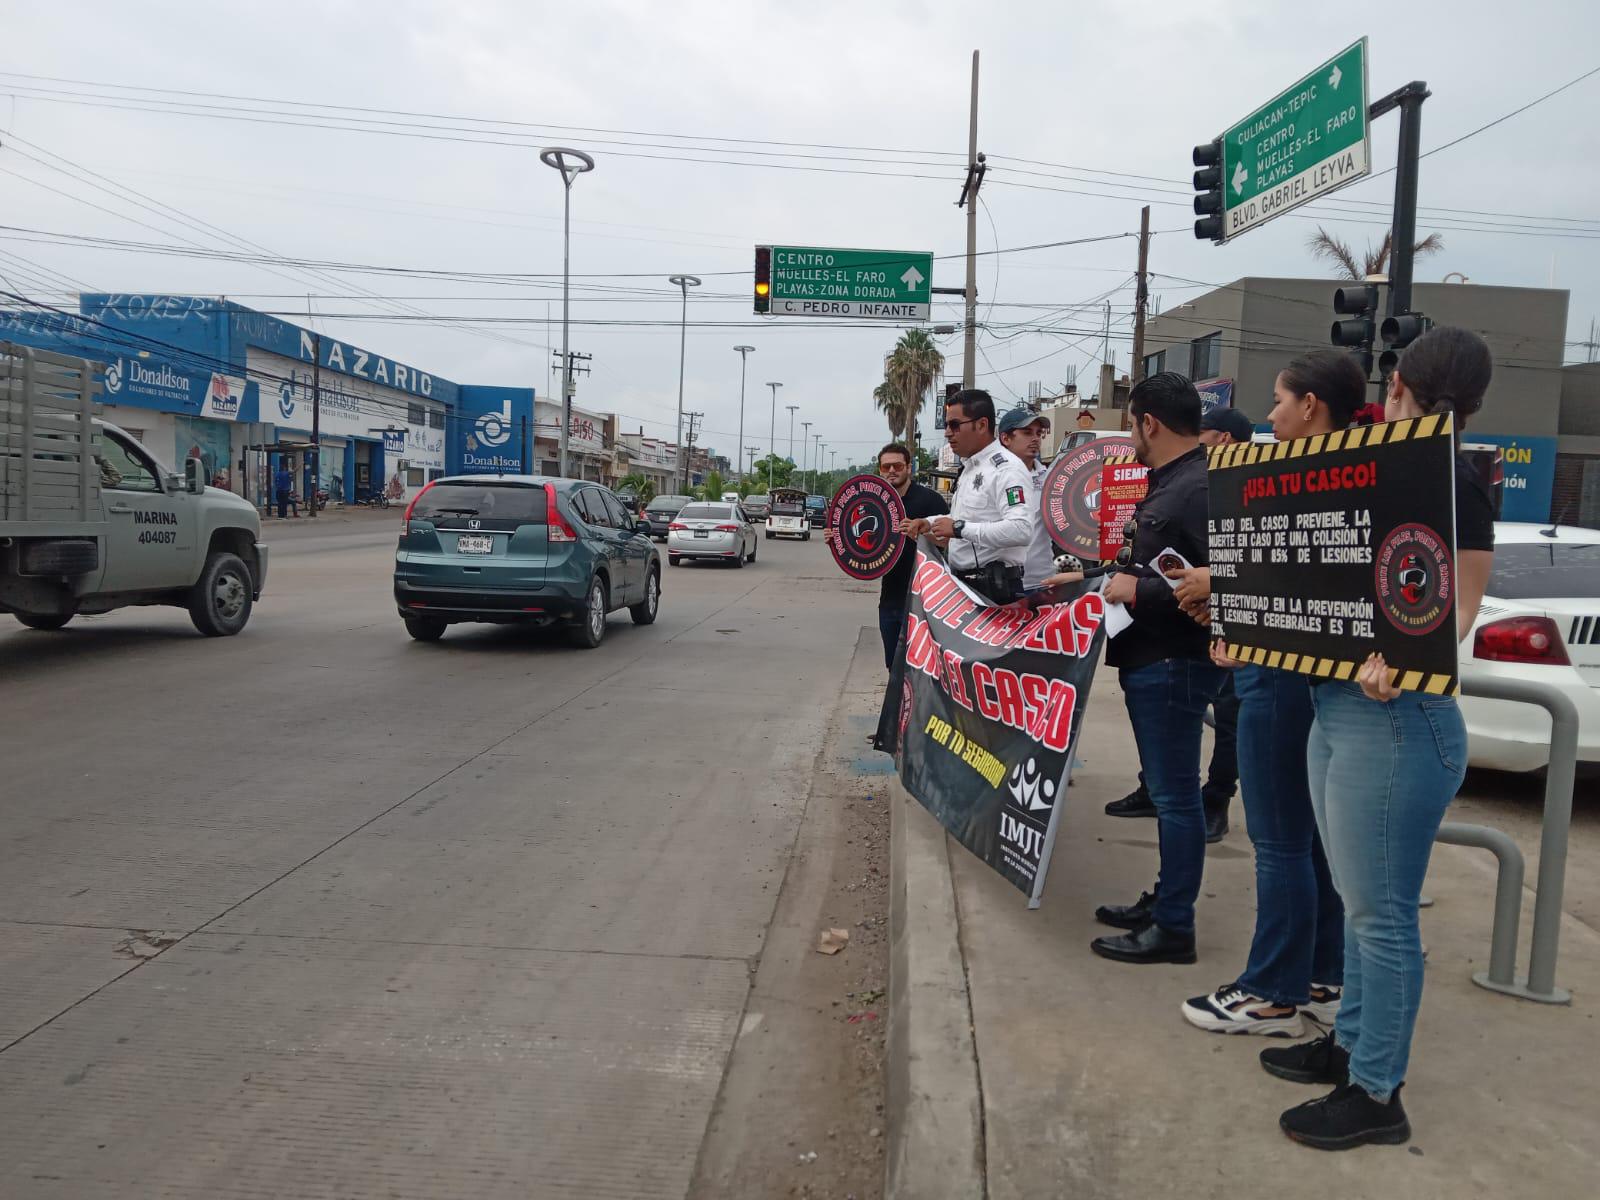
[876,442,949,668]
[1091,373,1226,966]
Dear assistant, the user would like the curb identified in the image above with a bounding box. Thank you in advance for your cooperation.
[886,779,985,1199]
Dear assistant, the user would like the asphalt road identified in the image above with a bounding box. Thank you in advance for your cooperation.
[0,521,873,1199]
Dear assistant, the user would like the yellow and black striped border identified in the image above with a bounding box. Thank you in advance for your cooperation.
[1219,643,1458,696]
[1104,452,1139,466]
[1206,413,1455,471]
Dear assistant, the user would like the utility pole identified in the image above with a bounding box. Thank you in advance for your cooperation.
[733,345,754,481]
[813,434,822,492]
[957,50,983,389]
[800,420,812,489]
[310,332,320,518]
[1130,205,1151,386]
[830,450,837,475]
[746,444,760,483]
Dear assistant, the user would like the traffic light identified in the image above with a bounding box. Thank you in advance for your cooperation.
[1379,312,1431,377]
[1331,284,1379,378]
[1192,141,1224,242]
[754,246,771,314]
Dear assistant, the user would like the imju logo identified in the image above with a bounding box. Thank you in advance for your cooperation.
[475,400,512,448]
[104,358,125,394]
[1007,757,1056,813]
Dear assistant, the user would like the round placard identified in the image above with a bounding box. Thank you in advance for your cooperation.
[1038,436,1138,559]
[826,474,908,580]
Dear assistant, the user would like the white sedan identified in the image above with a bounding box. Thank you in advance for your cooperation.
[666,502,758,567]
[1460,522,1600,772]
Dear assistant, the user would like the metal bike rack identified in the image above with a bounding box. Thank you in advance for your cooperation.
[1436,675,1579,1005]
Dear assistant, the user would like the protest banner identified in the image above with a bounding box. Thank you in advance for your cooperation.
[1039,435,1137,560]
[1096,454,1149,560]
[878,538,1107,905]
[826,474,906,581]
[1207,414,1461,693]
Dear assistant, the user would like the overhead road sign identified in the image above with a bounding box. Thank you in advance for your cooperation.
[1210,38,1371,242]
[756,246,933,320]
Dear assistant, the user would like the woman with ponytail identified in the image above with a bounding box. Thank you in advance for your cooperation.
[1266,326,1496,1150]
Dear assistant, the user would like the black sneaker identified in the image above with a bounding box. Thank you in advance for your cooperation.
[1104,787,1157,819]
[1204,808,1229,843]
[1260,1032,1350,1085]
[1280,1083,1410,1150]
[1094,889,1156,930]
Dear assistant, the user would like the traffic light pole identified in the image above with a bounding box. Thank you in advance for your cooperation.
[1370,81,1430,320]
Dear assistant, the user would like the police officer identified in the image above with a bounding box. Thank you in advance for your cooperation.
[997,406,1057,594]
[899,389,1032,603]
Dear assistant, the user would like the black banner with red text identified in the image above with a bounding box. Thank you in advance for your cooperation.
[879,538,1107,902]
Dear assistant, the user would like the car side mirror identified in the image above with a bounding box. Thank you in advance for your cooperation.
[184,457,206,494]
[636,517,651,536]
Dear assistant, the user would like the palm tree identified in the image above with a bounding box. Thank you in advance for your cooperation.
[699,469,725,501]
[616,472,655,506]
[1308,227,1444,279]
[874,378,907,439]
[886,329,944,458]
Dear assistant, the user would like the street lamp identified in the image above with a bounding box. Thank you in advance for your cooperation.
[813,433,822,492]
[733,345,755,482]
[539,146,595,478]
[669,274,702,494]
[785,405,798,477]
[765,381,782,491]
[800,420,812,489]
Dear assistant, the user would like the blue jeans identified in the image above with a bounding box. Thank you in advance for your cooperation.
[879,609,904,669]
[1307,681,1466,1101]
[1119,658,1227,934]
[1233,666,1343,1005]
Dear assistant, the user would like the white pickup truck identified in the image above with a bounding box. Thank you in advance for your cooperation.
[0,342,267,635]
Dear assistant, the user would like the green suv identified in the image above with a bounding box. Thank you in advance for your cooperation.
[394,476,660,648]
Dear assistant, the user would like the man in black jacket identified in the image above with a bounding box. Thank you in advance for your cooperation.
[875,442,948,668]
[1091,373,1226,965]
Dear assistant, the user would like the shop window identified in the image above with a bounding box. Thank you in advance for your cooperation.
[406,467,426,487]
[1143,351,1166,377]
[428,468,444,482]
[407,403,425,426]
[428,409,445,430]
[1188,334,1222,381]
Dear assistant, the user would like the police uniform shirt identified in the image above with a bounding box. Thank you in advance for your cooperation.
[1017,459,1056,590]
[947,440,1034,572]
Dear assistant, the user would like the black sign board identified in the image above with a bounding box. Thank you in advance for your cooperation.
[1039,435,1138,559]
[1207,415,1460,694]
[827,474,907,580]
[877,539,1107,904]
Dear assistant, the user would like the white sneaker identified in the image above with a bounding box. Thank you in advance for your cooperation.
[1181,985,1305,1037]
[1302,983,1343,1027]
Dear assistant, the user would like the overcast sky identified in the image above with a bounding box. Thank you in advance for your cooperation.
[4,1,1597,470]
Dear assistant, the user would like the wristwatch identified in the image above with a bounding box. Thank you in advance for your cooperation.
[951,519,967,537]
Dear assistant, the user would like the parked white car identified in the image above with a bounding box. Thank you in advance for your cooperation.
[1459,522,1600,772]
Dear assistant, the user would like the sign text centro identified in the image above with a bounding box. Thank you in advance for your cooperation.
[765,246,932,320]
[1220,38,1370,241]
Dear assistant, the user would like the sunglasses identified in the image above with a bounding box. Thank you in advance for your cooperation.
[944,416,984,432]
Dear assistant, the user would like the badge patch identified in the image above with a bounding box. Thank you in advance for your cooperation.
[1005,485,1025,506]
[990,451,1006,466]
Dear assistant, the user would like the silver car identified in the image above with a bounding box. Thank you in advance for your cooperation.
[666,502,758,567]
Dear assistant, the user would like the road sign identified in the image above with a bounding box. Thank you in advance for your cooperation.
[1219,39,1370,241]
[762,246,933,319]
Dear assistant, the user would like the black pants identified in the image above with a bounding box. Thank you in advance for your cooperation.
[879,608,903,670]
[1133,672,1239,816]
[276,490,290,519]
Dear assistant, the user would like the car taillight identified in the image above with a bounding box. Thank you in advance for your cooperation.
[716,524,739,532]
[1474,616,1570,665]
[545,483,579,543]
[668,522,687,531]
[402,480,436,533]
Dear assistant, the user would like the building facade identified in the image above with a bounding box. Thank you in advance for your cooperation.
[1139,277,1576,524]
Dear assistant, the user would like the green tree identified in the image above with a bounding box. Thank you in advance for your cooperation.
[1307,227,1444,279]
[886,329,944,460]
[750,453,794,490]
[874,378,907,439]
[699,469,725,501]
[615,472,656,505]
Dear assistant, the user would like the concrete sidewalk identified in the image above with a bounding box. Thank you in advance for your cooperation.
[889,663,1600,1200]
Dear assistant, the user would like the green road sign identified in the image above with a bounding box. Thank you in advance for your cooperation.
[764,246,932,319]
[1220,38,1370,241]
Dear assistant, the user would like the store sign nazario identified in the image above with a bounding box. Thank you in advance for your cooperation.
[249,347,446,446]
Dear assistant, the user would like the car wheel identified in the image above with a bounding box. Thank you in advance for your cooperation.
[188,551,253,637]
[765,532,774,540]
[669,554,681,567]
[403,614,447,642]
[732,546,745,568]
[569,577,608,648]
[747,539,757,563]
[802,532,810,542]
[14,609,75,630]
[630,567,660,625]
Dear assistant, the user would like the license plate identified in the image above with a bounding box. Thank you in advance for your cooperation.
[693,529,708,538]
[456,534,494,554]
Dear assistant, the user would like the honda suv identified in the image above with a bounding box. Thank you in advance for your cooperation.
[394,476,660,648]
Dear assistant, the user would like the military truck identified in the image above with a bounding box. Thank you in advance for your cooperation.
[0,342,268,635]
